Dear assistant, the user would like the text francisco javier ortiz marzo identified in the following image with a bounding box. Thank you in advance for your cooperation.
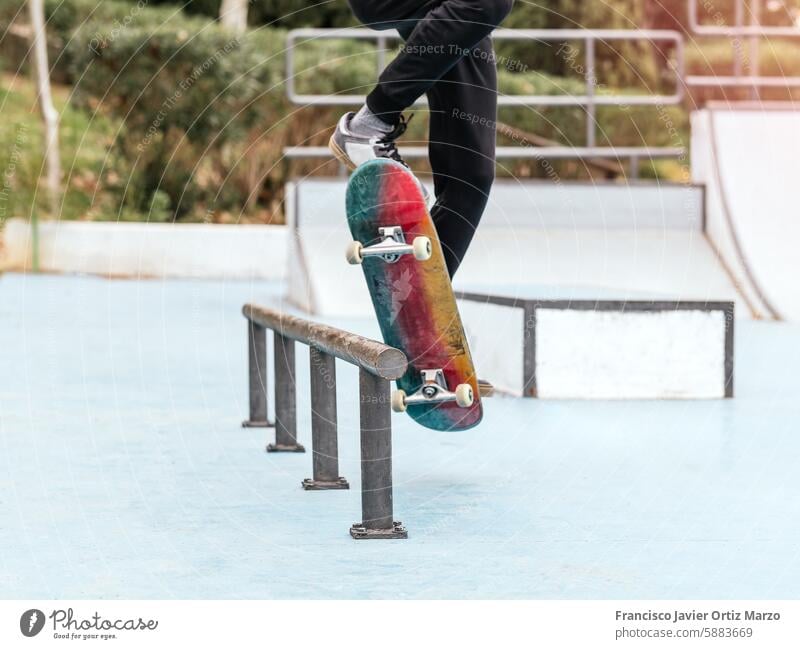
[616,609,780,623]
[50,609,158,632]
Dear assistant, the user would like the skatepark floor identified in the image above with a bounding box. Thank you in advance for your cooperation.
[2,273,800,599]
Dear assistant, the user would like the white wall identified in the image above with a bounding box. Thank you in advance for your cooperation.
[1,218,288,280]
[459,298,732,399]
[535,308,728,399]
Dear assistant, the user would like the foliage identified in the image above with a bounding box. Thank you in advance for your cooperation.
[0,0,189,82]
[0,74,119,222]
[685,38,800,102]
[21,0,800,223]
[65,18,289,218]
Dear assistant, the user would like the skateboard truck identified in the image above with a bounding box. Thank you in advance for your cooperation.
[346,226,432,265]
[391,369,474,413]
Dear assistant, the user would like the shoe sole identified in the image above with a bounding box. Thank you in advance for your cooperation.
[332,135,433,207]
[328,136,357,171]
[330,134,433,206]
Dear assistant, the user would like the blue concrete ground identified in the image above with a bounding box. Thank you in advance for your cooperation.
[1,273,799,599]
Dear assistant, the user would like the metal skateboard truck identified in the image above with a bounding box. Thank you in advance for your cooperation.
[391,369,474,413]
[347,226,432,265]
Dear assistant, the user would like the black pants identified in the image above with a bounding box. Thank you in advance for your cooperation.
[348,0,513,276]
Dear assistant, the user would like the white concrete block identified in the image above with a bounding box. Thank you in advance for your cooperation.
[0,218,288,280]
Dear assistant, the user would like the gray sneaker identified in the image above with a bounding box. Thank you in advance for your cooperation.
[329,112,432,205]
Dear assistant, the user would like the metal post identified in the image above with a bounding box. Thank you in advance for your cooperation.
[749,0,760,100]
[523,303,538,398]
[585,37,596,148]
[268,332,305,453]
[630,155,640,179]
[350,369,407,539]
[377,34,387,72]
[242,320,272,428]
[733,0,743,78]
[303,348,348,490]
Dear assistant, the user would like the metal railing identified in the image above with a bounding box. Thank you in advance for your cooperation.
[285,27,686,172]
[686,0,800,96]
[457,292,735,398]
[242,304,409,539]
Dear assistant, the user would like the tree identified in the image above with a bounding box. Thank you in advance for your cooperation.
[28,0,61,218]
[219,0,248,34]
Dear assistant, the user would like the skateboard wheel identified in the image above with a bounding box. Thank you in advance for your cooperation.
[346,241,363,265]
[455,384,474,408]
[412,236,432,261]
[391,390,407,413]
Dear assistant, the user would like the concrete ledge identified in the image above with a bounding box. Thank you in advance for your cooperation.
[0,218,288,279]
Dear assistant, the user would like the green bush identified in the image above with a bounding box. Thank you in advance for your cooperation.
[293,38,377,96]
[498,70,586,145]
[0,0,714,221]
[0,0,187,82]
[495,0,663,92]
[66,19,289,218]
[685,38,800,102]
[0,73,120,222]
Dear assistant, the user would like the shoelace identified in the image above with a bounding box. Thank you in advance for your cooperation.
[376,114,414,166]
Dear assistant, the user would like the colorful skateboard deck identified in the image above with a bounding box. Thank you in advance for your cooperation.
[345,159,482,431]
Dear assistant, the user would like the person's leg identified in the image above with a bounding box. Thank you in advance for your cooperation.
[344,0,435,137]
[334,0,507,219]
[356,0,513,126]
[348,0,440,33]
[426,36,498,277]
[331,0,440,176]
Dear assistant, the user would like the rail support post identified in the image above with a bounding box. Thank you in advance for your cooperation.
[268,332,305,453]
[242,320,273,428]
[303,348,348,490]
[350,369,407,539]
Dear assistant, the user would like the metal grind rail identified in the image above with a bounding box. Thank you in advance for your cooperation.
[242,303,409,539]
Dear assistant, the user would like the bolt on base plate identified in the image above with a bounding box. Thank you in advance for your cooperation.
[350,521,408,540]
[302,477,350,491]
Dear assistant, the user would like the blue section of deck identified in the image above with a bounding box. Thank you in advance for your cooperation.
[1,273,799,599]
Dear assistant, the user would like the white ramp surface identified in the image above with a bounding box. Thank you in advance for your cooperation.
[692,107,800,321]
[286,180,373,315]
[288,178,745,317]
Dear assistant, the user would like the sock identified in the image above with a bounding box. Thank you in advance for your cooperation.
[348,104,394,138]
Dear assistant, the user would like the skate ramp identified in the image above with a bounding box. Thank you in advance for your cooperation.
[287,178,746,317]
[692,106,800,321]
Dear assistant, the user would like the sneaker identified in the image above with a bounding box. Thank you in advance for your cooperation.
[329,112,432,205]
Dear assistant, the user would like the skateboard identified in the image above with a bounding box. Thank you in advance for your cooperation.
[345,158,482,431]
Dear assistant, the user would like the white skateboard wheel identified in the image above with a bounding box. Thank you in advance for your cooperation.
[346,241,363,265]
[412,236,432,261]
[391,390,408,413]
[455,384,474,408]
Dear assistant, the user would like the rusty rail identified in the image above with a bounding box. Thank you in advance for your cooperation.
[242,304,409,540]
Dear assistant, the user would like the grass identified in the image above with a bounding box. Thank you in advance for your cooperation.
[0,70,119,225]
